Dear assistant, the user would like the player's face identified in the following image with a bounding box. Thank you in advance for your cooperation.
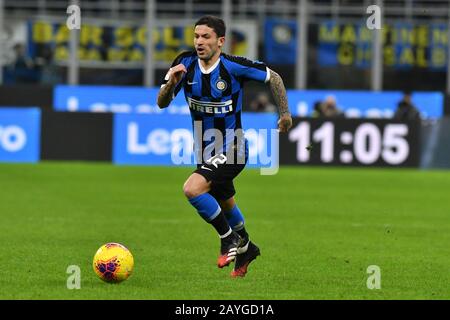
[194,25,225,61]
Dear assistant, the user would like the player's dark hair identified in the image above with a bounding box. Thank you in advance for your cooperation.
[194,15,226,38]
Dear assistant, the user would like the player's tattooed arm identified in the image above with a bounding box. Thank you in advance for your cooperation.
[157,64,187,108]
[157,82,176,108]
[268,69,293,133]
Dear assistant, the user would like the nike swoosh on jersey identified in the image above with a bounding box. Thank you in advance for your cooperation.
[187,81,198,85]
[201,165,213,171]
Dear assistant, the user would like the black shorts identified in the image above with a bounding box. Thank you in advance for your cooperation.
[194,153,247,201]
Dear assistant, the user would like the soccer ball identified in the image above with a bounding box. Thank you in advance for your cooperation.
[93,242,134,283]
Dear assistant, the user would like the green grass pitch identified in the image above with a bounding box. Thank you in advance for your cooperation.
[0,161,449,299]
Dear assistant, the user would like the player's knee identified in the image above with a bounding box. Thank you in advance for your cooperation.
[219,197,236,212]
[220,201,234,212]
[183,182,201,199]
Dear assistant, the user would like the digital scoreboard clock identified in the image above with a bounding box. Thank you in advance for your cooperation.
[280,118,420,167]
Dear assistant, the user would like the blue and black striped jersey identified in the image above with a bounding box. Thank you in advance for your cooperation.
[161,50,270,164]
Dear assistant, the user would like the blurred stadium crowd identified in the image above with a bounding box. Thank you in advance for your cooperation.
[3,0,450,90]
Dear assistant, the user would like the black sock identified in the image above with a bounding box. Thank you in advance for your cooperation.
[236,227,249,243]
[210,212,231,237]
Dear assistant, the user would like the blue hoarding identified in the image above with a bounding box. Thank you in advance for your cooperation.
[113,113,278,167]
[54,85,443,119]
[0,108,41,163]
[113,113,192,165]
[287,90,443,119]
[54,85,190,114]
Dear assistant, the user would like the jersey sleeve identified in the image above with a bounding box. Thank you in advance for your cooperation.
[225,55,271,83]
[160,51,194,97]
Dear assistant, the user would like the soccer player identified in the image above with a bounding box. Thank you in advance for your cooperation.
[157,15,292,277]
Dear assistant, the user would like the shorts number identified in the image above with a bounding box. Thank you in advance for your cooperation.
[206,154,227,168]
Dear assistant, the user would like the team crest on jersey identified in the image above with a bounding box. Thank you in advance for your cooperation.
[215,79,227,91]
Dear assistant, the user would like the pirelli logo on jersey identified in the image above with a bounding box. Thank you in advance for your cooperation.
[187,97,233,114]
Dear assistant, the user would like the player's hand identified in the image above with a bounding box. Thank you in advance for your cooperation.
[167,64,187,86]
[278,113,292,133]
